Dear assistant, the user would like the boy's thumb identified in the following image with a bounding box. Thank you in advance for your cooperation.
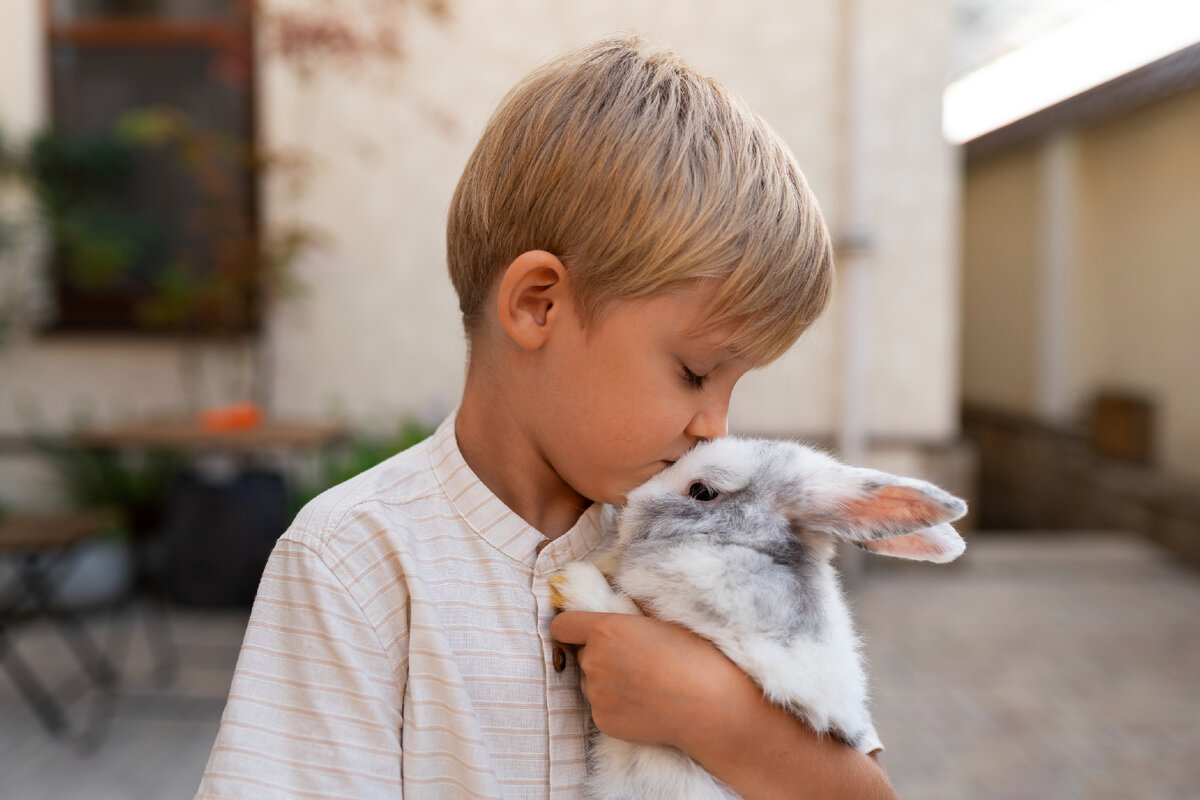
[550,610,593,645]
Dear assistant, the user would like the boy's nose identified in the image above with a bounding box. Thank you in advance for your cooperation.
[685,406,728,442]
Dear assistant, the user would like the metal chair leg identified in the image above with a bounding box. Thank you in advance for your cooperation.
[15,554,119,690]
[0,624,70,736]
[0,551,121,745]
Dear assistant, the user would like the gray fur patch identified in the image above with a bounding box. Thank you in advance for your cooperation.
[619,484,828,643]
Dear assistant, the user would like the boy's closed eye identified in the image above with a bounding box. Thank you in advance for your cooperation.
[681,364,709,391]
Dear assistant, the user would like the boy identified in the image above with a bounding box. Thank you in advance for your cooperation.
[197,35,897,799]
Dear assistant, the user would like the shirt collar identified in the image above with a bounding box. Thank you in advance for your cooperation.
[429,409,607,567]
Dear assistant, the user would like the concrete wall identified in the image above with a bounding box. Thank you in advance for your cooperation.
[0,0,960,506]
[961,147,1040,413]
[962,86,1200,480]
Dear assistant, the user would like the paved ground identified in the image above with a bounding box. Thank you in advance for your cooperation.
[0,604,245,800]
[1,532,1198,799]
[858,533,1200,800]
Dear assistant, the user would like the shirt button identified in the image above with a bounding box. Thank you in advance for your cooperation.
[535,539,550,556]
[553,646,567,673]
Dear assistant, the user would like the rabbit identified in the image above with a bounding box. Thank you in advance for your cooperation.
[549,435,968,800]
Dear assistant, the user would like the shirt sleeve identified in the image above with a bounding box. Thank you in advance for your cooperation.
[195,537,407,799]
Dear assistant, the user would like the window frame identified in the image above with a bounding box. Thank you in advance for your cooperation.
[40,0,261,336]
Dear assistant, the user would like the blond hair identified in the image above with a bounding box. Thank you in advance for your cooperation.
[447,35,833,365]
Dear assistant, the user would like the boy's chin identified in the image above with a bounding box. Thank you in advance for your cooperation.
[593,490,628,508]
[578,463,677,509]
[607,467,673,507]
[580,481,632,509]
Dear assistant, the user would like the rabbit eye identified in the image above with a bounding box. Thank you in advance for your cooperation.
[688,482,719,502]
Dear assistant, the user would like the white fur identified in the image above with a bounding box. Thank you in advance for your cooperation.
[551,437,968,800]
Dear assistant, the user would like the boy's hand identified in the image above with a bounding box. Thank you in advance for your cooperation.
[550,611,754,748]
[550,610,899,800]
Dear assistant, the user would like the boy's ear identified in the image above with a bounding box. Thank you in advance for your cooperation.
[496,250,570,350]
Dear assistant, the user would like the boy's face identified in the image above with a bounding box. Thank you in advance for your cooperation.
[530,280,752,506]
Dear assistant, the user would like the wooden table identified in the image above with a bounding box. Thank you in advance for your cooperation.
[0,509,120,551]
[76,419,350,454]
[76,418,350,607]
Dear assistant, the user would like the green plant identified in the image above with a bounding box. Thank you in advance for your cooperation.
[290,418,435,514]
[9,113,321,409]
[0,124,37,348]
[28,128,165,292]
[6,0,451,389]
[36,436,183,539]
[113,106,317,336]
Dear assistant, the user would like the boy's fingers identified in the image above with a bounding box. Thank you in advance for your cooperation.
[551,609,632,645]
[550,610,597,645]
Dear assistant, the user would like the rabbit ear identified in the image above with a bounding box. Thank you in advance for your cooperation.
[847,522,965,562]
[786,461,968,563]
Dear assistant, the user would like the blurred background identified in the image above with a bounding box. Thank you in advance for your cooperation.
[0,0,1197,798]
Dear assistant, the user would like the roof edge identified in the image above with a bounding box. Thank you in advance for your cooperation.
[965,39,1200,162]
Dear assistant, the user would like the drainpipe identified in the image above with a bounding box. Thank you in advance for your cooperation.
[837,0,874,587]
[1038,131,1077,424]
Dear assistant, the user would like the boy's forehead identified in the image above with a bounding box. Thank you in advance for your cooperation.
[664,282,750,356]
[581,277,782,368]
[633,278,724,319]
[595,280,721,329]
[680,315,743,354]
[601,284,746,354]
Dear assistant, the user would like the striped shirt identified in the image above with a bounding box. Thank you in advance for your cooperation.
[196,410,608,799]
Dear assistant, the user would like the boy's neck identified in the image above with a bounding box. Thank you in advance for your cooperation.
[456,377,593,541]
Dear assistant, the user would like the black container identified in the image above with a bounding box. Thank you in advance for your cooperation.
[164,468,289,607]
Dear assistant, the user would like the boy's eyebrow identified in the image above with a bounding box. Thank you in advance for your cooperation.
[676,329,731,351]
[681,315,737,344]
[694,327,744,358]
[680,335,747,366]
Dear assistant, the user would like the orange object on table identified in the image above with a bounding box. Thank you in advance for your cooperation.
[198,402,263,432]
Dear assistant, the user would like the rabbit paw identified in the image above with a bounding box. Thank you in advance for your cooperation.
[550,561,641,615]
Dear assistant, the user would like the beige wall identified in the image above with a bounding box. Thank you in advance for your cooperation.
[961,148,1040,413]
[1,0,960,506]
[962,87,1200,479]
[1082,88,1200,477]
